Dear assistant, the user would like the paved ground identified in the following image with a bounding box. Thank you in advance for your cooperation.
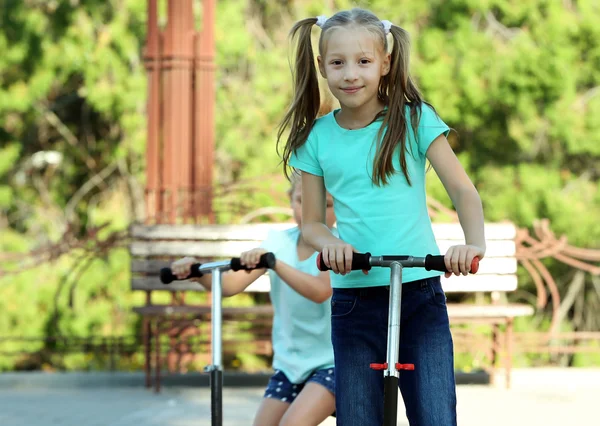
[0,369,597,425]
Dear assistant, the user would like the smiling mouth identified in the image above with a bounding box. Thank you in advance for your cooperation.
[341,87,363,94]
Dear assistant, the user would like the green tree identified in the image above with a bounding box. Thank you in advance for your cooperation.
[1,0,599,370]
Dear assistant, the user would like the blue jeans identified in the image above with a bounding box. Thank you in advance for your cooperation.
[331,276,457,426]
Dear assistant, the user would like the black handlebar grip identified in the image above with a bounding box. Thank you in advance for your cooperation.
[425,255,480,274]
[424,255,446,273]
[160,263,203,285]
[230,252,276,272]
[316,252,372,272]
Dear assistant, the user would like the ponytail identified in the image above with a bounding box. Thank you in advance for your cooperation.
[277,18,321,179]
[374,24,424,186]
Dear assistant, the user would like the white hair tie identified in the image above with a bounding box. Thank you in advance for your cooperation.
[381,20,393,34]
[316,15,328,28]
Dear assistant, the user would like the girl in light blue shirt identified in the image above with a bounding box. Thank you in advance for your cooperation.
[171,172,337,426]
[278,8,486,426]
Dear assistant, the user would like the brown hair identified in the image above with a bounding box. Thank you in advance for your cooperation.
[277,8,431,186]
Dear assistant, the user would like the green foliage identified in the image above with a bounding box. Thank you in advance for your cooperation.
[1,0,599,371]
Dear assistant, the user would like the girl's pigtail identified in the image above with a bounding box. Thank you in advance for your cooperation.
[277,18,321,179]
[374,24,424,186]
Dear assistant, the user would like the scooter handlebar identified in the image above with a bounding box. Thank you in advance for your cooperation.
[316,252,479,274]
[160,252,276,284]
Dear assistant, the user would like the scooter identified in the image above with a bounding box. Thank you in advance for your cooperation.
[160,252,277,426]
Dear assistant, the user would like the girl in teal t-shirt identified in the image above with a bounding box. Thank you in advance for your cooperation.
[278,8,486,426]
[170,172,336,426]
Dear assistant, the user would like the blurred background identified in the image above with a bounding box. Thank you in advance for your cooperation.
[0,0,599,425]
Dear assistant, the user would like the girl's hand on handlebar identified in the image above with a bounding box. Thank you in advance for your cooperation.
[240,248,269,272]
[444,245,485,277]
[322,243,368,275]
[171,257,201,282]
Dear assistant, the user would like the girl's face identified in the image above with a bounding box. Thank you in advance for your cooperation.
[318,26,390,113]
[291,184,335,229]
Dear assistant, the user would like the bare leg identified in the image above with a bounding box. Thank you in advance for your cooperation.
[280,382,335,426]
[252,398,290,426]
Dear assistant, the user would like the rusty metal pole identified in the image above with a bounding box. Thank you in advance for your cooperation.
[144,0,214,224]
[193,0,216,223]
[143,0,161,224]
[161,0,195,224]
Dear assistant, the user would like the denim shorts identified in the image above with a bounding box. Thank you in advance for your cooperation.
[263,368,335,403]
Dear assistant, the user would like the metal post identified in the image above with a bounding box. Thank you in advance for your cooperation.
[207,268,223,426]
[143,0,161,223]
[143,0,215,223]
[383,261,403,426]
[211,270,223,367]
[194,0,216,221]
[385,261,403,378]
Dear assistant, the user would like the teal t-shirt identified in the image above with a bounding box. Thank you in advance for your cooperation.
[290,104,450,288]
[260,226,335,384]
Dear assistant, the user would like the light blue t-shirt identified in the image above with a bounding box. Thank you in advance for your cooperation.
[260,226,335,384]
[290,104,450,288]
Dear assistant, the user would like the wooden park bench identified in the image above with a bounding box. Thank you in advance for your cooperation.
[129,221,532,391]
[129,223,279,392]
[437,222,534,388]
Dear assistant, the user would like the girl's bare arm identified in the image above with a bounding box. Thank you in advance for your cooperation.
[427,134,486,275]
[171,257,264,297]
[274,260,332,303]
[300,172,342,250]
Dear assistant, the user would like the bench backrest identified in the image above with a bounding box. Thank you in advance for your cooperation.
[129,222,517,294]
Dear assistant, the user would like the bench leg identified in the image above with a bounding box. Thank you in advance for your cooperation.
[155,319,161,393]
[490,323,500,386]
[143,317,152,389]
[504,318,514,389]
